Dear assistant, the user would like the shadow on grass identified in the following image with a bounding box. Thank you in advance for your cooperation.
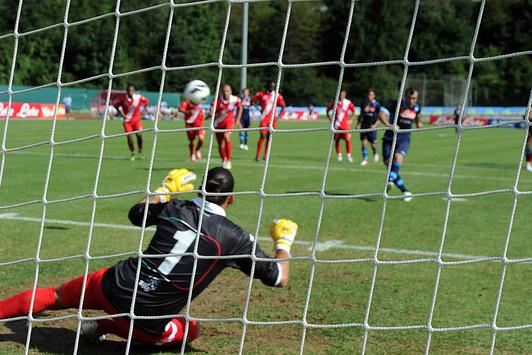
[286,190,379,202]
[44,226,70,231]
[0,321,203,354]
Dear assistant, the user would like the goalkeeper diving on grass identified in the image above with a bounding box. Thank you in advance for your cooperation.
[0,167,298,347]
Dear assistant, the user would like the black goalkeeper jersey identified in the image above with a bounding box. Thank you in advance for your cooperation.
[101,198,280,335]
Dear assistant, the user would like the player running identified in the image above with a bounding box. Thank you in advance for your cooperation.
[239,88,252,151]
[382,88,423,202]
[211,84,243,170]
[326,90,356,162]
[253,81,286,161]
[451,105,463,133]
[0,167,297,347]
[115,84,149,161]
[358,89,382,165]
[178,98,205,162]
[525,109,532,172]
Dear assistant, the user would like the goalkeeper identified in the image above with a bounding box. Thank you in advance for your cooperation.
[0,167,297,347]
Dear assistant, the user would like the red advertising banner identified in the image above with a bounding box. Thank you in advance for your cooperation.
[0,102,66,119]
[280,109,319,121]
[429,115,489,126]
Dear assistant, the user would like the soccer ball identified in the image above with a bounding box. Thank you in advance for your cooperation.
[183,80,211,105]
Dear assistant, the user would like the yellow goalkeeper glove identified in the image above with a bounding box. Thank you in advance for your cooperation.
[270,218,298,254]
[155,168,196,202]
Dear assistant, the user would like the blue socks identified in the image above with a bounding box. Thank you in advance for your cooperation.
[240,132,248,145]
[526,144,531,159]
[389,161,400,182]
[395,175,407,192]
[362,147,368,160]
[389,161,408,192]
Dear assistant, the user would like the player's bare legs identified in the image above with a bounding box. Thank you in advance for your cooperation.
[525,135,532,172]
[256,132,269,161]
[335,138,342,161]
[345,136,353,162]
[215,132,227,164]
[188,138,196,162]
[136,132,143,159]
[371,142,379,162]
[126,135,135,160]
[223,132,232,169]
[195,133,205,160]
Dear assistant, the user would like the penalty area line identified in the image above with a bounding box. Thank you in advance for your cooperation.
[0,212,494,262]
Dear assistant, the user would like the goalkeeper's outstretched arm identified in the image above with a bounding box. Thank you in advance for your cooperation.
[229,219,297,288]
[274,249,290,287]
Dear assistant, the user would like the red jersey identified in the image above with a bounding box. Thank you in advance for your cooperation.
[179,100,204,127]
[252,91,286,121]
[327,99,355,130]
[116,93,149,122]
[212,95,241,128]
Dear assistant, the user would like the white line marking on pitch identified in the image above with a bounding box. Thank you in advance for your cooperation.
[10,151,532,184]
[0,212,495,262]
[441,197,467,202]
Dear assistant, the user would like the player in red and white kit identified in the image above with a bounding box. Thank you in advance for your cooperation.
[327,90,356,162]
[115,84,149,161]
[179,99,205,162]
[252,81,286,161]
[211,84,242,169]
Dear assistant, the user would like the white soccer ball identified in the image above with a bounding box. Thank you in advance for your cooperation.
[183,80,211,105]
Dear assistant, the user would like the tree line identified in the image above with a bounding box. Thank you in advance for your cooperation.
[0,0,530,106]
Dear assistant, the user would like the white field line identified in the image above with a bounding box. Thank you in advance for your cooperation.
[9,151,532,183]
[0,212,495,262]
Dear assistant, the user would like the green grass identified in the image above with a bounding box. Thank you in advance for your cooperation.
[0,118,532,354]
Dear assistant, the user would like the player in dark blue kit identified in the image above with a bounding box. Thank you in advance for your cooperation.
[382,88,423,201]
[358,89,382,166]
[239,88,252,151]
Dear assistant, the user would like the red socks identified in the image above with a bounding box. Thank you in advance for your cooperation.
[188,141,195,157]
[0,287,56,319]
[335,139,352,154]
[218,143,226,161]
[136,134,143,152]
[225,139,232,161]
[127,137,134,153]
[256,138,265,159]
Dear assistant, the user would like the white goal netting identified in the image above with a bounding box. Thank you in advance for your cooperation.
[0,0,531,354]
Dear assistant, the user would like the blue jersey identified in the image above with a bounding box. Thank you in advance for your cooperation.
[240,96,251,121]
[360,100,381,128]
[384,99,421,140]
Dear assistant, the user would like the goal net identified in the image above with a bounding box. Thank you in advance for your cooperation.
[0,0,531,354]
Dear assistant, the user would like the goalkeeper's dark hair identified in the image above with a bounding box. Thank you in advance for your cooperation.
[265,81,276,92]
[200,167,234,205]
[405,87,418,96]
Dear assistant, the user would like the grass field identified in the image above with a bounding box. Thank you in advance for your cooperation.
[1,118,532,354]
